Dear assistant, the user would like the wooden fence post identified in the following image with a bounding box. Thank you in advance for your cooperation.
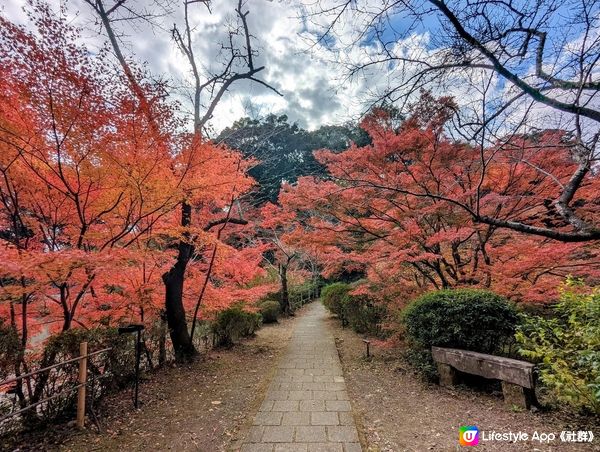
[76,341,88,429]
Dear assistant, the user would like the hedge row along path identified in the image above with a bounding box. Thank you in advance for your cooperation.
[241,302,362,452]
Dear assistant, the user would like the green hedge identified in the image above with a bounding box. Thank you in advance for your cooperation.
[259,300,280,323]
[343,296,387,336]
[403,289,519,380]
[321,282,351,317]
[211,305,261,347]
[322,282,387,337]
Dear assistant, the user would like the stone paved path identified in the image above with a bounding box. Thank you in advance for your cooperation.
[241,302,362,452]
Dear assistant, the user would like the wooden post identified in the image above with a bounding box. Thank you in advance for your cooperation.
[362,339,371,357]
[76,341,88,429]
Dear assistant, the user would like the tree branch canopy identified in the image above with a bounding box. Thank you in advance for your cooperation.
[203,217,248,232]
[305,0,600,242]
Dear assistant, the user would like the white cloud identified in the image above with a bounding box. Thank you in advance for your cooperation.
[2,0,378,133]
[2,0,455,134]
[7,0,596,145]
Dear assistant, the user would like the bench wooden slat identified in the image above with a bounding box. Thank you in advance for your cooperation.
[431,346,534,388]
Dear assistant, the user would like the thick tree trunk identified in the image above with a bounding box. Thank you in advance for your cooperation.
[162,202,196,361]
[158,310,167,366]
[163,267,196,360]
[279,263,291,315]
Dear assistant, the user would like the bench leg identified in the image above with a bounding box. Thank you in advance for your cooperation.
[437,363,458,386]
[501,381,532,409]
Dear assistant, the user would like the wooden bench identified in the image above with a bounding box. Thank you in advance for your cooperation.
[431,346,535,409]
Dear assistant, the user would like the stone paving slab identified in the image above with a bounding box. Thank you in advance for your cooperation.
[241,303,362,452]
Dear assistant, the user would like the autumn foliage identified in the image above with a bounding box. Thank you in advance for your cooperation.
[279,95,600,308]
[1,1,599,429]
[0,3,272,386]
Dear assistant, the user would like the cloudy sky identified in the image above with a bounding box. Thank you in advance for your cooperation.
[3,0,384,133]
[2,0,596,141]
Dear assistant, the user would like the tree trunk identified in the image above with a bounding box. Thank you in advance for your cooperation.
[30,348,58,406]
[162,202,196,361]
[10,302,27,408]
[279,263,291,315]
[158,310,167,366]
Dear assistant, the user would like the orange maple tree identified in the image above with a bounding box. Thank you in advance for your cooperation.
[279,95,600,309]
[0,3,269,404]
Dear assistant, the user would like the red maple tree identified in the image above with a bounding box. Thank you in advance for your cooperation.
[0,4,270,405]
[279,95,600,308]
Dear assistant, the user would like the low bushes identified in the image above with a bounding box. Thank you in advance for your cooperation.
[516,280,600,414]
[321,282,388,337]
[259,300,280,323]
[402,289,519,381]
[343,296,387,336]
[211,305,262,347]
[321,282,350,317]
[1,327,135,429]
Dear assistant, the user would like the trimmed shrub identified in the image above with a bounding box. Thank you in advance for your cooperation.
[404,349,438,382]
[322,282,388,337]
[516,280,600,414]
[259,300,280,323]
[403,289,519,380]
[321,282,351,317]
[212,305,261,347]
[343,295,388,337]
[262,290,282,303]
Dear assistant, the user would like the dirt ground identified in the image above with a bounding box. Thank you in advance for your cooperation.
[330,315,599,452]
[2,309,304,452]
[4,305,598,452]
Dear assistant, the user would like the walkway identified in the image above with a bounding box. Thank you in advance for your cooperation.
[241,302,362,452]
